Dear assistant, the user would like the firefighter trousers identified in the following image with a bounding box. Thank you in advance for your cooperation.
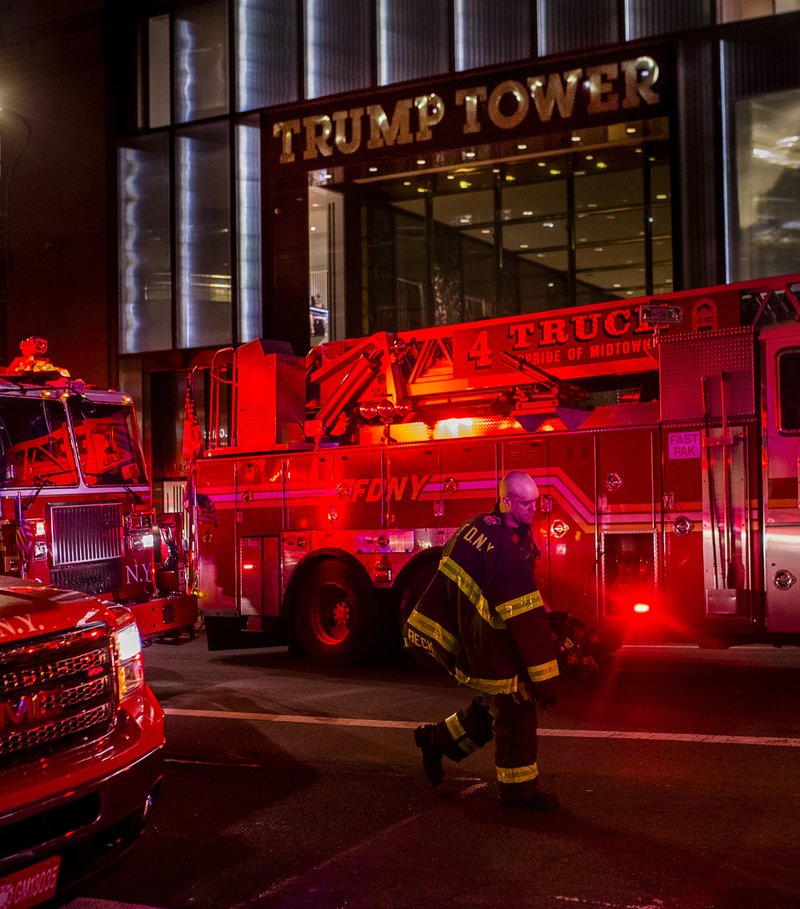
[434,693,541,793]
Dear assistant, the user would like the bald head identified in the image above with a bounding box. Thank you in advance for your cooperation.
[499,471,539,527]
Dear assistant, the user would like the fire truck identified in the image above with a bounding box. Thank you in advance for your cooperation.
[189,273,800,666]
[0,337,196,641]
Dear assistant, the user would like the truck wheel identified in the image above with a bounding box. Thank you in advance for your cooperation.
[398,555,443,673]
[293,559,375,666]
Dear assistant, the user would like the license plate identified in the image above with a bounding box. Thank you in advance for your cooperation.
[0,855,60,909]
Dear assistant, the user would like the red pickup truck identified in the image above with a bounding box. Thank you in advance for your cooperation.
[0,577,164,908]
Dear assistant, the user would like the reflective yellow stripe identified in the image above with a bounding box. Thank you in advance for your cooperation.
[495,589,544,621]
[455,667,517,695]
[445,713,478,755]
[407,610,459,655]
[440,557,504,629]
[445,713,466,740]
[527,659,559,683]
[496,762,539,784]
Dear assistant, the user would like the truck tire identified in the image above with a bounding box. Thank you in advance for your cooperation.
[292,558,375,666]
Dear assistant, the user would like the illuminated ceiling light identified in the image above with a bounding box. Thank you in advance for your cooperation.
[368,166,378,173]
[403,180,411,186]
[310,225,316,232]
[458,180,472,189]
[537,253,545,258]
[633,602,650,614]
[594,247,604,252]
[635,147,643,154]
[588,202,597,208]
[626,126,637,135]
[480,228,491,234]
[537,161,546,167]
[596,161,607,169]
[613,283,621,288]
[417,187,427,193]
[464,150,476,158]
[523,209,533,216]
[656,193,668,200]
[505,174,516,182]
[547,282,555,287]
[585,155,594,161]
[571,135,581,143]
[417,158,426,165]
[517,143,528,150]
[543,221,555,228]
[549,168,561,175]
[447,174,455,180]
[492,167,501,173]
[519,243,529,249]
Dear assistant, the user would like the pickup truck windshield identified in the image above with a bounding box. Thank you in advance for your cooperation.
[68,397,149,486]
[0,396,79,487]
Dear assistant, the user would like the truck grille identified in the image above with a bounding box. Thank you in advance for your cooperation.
[49,503,123,594]
[0,624,116,763]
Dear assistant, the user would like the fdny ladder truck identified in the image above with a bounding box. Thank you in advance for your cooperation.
[0,337,197,640]
[188,273,800,666]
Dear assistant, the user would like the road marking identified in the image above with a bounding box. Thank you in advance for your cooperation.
[164,707,800,747]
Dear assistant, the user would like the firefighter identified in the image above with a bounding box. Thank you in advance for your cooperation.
[404,470,560,809]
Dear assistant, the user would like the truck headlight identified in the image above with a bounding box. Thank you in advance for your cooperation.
[113,621,145,702]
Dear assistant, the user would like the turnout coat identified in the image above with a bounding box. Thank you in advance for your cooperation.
[404,508,560,700]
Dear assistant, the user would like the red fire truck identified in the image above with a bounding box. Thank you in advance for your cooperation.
[189,273,800,665]
[0,338,196,641]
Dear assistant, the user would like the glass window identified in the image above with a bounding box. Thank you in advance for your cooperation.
[310,119,671,336]
[236,120,262,343]
[718,0,799,21]
[454,0,531,72]
[174,0,229,123]
[626,0,712,38]
[778,350,800,432]
[537,0,618,56]
[235,0,299,110]
[305,0,372,99]
[68,399,149,487]
[176,122,232,349]
[729,89,800,280]
[118,134,172,354]
[148,15,171,128]
[0,399,78,488]
[377,0,449,86]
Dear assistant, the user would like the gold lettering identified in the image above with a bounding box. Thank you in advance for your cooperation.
[415,94,445,141]
[455,86,487,135]
[622,56,660,109]
[332,108,364,154]
[487,80,529,130]
[527,70,581,122]
[366,100,414,149]
[273,119,301,164]
[303,114,333,161]
[586,64,619,114]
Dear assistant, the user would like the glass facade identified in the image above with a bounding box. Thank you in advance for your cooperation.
[176,122,232,349]
[118,135,172,353]
[114,0,800,495]
[730,89,800,280]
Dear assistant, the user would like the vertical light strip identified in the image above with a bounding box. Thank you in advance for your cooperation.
[453,0,465,72]
[719,39,732,283]
[535,0,547,58]
[305,0,316,99]
[235,0,248,111]
[377,0,389,86]
[178,134,193,348]
[237,123,262,342]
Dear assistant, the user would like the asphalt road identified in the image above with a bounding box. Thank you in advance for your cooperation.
[64,636,800,909]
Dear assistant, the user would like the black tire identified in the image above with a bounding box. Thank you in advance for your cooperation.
[397,553,444,673]
[292,558,375,666]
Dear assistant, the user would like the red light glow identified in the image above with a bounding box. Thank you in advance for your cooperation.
[633,602,650,614]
